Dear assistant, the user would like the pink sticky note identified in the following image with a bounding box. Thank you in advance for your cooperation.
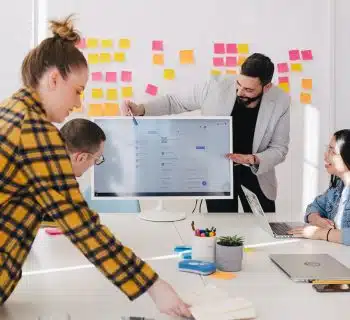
[277,63,289,73]
[226,43,237,54]
[213,57,225,67]
[106,72,117,82]
[76,38,86,49]
[121,71,132,82]
[146,84,158,96]
[214,43,225,54]
[91,72,103,81]
[278,76,289,84]
[289,49,300,61]
[152,40,163,51]
[225,56,237,67]
[301,50,313,61]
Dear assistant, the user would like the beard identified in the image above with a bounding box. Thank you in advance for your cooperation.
[236,90,263,106]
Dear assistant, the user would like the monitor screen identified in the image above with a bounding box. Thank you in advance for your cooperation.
[92,116,233,199]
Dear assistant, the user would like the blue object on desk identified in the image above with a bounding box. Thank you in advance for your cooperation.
[174,245,192,253]
[178,260,216,275]
[181,252,192,260]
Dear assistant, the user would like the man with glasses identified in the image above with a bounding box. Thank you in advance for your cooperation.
[124,53,290,213]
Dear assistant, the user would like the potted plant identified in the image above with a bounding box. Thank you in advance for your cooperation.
[215,235,244,272]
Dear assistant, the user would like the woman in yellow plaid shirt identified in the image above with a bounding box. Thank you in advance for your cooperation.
[0,15,191,318]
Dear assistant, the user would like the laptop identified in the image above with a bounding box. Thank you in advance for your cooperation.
[241,185,304,238]
[270,254,350,282]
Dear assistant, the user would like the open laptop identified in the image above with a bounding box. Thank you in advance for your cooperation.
[270,254,350,282]
[241,185,305,238]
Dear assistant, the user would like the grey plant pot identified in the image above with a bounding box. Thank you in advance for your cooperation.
[215,243,243,272]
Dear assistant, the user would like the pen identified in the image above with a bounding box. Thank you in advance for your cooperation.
[312,280,350,284]
[128,108,138,126]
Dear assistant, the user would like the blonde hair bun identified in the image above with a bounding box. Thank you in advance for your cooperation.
[49,14,80,43]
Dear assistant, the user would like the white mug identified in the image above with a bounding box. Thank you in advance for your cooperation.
[192,235,216,262]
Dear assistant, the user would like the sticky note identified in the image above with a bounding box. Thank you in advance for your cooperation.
[164,69,175,80]
[88,53,99,64]
[243,247,256,253]
[226,69,237,75]
[99,53,112,63]
[302,78,313,90]
[91,88,103,99]
[214,43,225,54]
[119,38,130,49]
[152,40,164,51]
[121,71,132,82]
[106,72,117,83]
[278,83,290,93]
[226,43,237,54]
[114,52,126,62]
[91,72,103,81]
[289,49,300,61]
[76,38,86,49]
[106,88,118,101]
[237,56,247,66]
[88,104,104,116]
[277,63,289,73]
[104,103,119,116]
[237,44,249,54]
[291,63,303,72]
[121,87,133,98]
[180,50,195,64]
[278,76,289,84]
[300,92,312,104]
[211,69,221,76]
[301,50,313,61]
[146,84,158,96]
[209,271,237,280]
[225,56,237,67]
[101,39,113,48]
[87,38,99,48]
[153,53,164,65]
[213,57,225,67]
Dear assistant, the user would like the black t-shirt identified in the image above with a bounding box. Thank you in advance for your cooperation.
[231,98,261,154]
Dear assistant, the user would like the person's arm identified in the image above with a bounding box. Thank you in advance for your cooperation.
[19,117,158,301]
[304,191,330,222]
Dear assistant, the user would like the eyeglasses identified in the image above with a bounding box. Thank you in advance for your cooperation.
[93,154,105,165]
[325,145,339,156]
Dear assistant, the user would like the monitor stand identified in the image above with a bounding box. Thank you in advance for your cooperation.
[138,199,187,222]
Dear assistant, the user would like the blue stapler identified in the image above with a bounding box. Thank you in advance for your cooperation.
[178,260,216,275]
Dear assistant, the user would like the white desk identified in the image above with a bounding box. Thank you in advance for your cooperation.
[1,213,349,320]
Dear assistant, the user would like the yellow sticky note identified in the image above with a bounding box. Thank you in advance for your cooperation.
[226,69,237,75]
[104,103,119,116]
[106,88,118,101]
[302,78,313,90]
[121,86,133,98]
[88,104,103,117]
[91,88,103,99]
[237,56,247,66]
[237,44,249,54]
[119,38,130,49]
[300,92,312,104]
[99,53,112,63]
[88,53,99,64]
[87,38,99,48]
[244,247,256,253]
[278,83,290,93]
[164,69,175,80]
[114,52,126,62]
[179,50,194,64]
[211,69,221,76]
[153,53,164,65]
[209,271,237,280]
[101,39,113,48]
[291,63,303,72]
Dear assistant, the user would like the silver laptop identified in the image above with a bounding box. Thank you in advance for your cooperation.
[270,254,350,282]
[241,185,304,238]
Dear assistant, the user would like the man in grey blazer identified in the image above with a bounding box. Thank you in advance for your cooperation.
[125,53,290,213]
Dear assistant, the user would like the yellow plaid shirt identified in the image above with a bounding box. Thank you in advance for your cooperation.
[0,88,158,304]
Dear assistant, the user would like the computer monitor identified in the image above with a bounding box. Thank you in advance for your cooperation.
[91,116,233,221]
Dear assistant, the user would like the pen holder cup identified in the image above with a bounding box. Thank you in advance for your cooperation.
[192,235,216,263]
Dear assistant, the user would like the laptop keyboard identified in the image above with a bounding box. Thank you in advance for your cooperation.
[269,222,291,235]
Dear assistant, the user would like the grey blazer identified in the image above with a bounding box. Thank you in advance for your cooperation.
[144,76,291,200]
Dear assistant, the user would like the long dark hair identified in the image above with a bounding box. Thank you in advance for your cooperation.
[330,129,350,188]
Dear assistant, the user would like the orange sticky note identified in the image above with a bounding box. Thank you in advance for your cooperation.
[88,53,99,64]
[237,44,249,54]
[278,83,290,93]
[226,69,237,75]
[101,39,113,48]
[300,92,312,104]
[119,38,130,49]
[180,50,194,64]
[153,53,164,65]
[209,271,237,280]
[291,63,303,72]
[211,69,221,76]
[91,88,103,99]
[114,52,126,62]
[88,104,104,116]
[87,38,99,48]
[237,56,247,66]
[99,53,112,63]
[121,87,133,98]
[106,88,118,101]
[302,78,313,90]
[164,69,175,80]
[104,103,119,116]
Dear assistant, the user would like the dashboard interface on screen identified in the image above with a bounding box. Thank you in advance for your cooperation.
[92,117,232,198]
